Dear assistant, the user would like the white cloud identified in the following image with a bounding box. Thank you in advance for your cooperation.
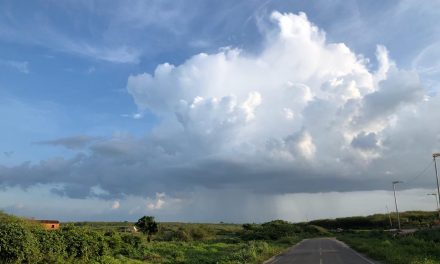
[126,10,424,174]
[111,200,120,209]
[146,193,166,210]
[67,44,140,64]
[413,42,440,76]
[0,59,29,74]
[283,108,295,120]
[2,11,438,222]
[121,112,144,120]
[296,131,316,160]
[87,66,96,74]
[241,91,262,121]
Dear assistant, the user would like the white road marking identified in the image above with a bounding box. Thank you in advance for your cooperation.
[319,239,323,264]
[330,238,376,264]
[349,248,376,264]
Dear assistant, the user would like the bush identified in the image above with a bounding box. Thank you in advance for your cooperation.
[175,228,193,242]
[33,228,67,262]
[241,220,299,241]
[105,230,123,254]
[156,227,193,242]
[62,226,108,262]
[301,225,330,236]
[189,226,214,241]
[119,233,144,258]
[0,221,41,263]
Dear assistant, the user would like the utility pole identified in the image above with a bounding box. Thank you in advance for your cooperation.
[433,153,440,220]
[386,206,393,228]
[427,193,439,217]
[392,181,402,230]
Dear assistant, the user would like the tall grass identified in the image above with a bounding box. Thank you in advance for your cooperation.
[338,230,440,264]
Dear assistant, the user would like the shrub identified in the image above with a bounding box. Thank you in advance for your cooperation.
[156,227,193,242]
[0,221,41,263]
[105,230,123,254]
[241,220,299,241]
[175,228,193,242]
[33,228,67,262]
[119,233,144,258]
[62,226,108,262]
[189,226,214,241]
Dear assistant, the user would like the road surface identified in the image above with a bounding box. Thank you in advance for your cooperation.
[264,238,376,264]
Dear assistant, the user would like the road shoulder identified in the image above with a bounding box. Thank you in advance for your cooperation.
[263,238,309,264]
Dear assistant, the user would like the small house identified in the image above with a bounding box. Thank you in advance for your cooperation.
[37,220,60,230]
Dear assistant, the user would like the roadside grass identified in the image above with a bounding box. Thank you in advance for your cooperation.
[94,240,288,264]
[138,240,286,264]
[337,230,440,264]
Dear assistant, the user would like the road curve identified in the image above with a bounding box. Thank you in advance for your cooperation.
[264,238,377,264]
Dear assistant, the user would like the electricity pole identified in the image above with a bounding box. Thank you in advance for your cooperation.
[433,153,440,220]
[427,193,439,217]
[392,181,402,230]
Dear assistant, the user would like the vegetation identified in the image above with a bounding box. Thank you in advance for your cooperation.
[310,211,438,230]
[0,211,318,263]
[135,216,158,242]
[4,210,440,263]
[337,230,440,264]
[240,220,329,241]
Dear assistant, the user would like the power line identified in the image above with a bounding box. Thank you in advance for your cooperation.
[402,160,434,185]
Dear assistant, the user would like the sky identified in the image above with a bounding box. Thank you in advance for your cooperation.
[1,0,440,223]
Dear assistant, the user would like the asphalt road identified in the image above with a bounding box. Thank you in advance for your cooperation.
[264,238,376,264]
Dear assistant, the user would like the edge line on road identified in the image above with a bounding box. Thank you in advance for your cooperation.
[331,238,376,264]
[263,239,308,264]
[347,247,376,264]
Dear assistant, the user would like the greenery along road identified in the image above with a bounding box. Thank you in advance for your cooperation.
[2,210,440,263]
[337,230,440,264]
[0,212,326,263]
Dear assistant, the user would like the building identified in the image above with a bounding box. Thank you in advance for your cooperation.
[37,220,60,230]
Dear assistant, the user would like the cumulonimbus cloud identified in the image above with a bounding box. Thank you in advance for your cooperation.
[1,11,437,200]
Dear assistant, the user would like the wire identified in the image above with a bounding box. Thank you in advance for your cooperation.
[403,159,434,185]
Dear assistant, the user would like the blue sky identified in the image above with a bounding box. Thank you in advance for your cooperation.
[1,0,440,222]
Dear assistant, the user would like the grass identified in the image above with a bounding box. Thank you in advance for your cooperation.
[135,240,286,264]
[337,230,440,264]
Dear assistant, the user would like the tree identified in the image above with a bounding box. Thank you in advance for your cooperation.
[135,216,158,242]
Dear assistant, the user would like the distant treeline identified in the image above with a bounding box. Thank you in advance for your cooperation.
[309,211,438,230]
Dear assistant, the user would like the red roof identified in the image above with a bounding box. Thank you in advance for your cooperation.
[37,220,60,224]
